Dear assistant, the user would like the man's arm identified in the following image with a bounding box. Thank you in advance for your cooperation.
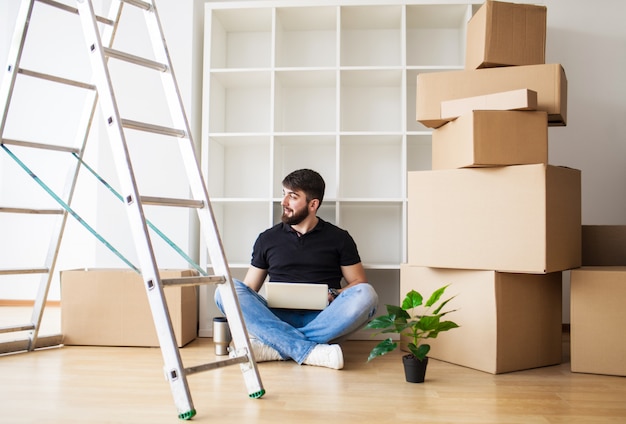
[243,265,268,292]
[339,262,368,293]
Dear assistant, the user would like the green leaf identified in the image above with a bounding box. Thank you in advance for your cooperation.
[437,320,460,332]
[432,296,455,315]
[365,315,395,330]
[417,315,440,333]
[387,304,411,320]
[401,290,423,310]
[425,285,449,307]
[415,344,430,360]
[367,338,397,361]
[407,343,430,361]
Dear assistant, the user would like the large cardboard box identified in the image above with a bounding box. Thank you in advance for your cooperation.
[61,269,198,347]
[582,225,626,266]
[440,88,537,120]
[407,164,581,273]
[432,110,547,170]
[416,63,567,128]
[465,0,547,70]
[570,266,626,377]
[400,264,562,374]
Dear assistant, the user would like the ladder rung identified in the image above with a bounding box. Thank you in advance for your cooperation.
[0,268,49,276]
[140,196,204,209]
[161,275,226,287]
[0,324,36,334]
[121,0,152,11]
[17,68,95,91]
[103,47,168,72]
[0,207,63,215]
[2,138,81,154]
[185,354,250,376]
[121,119,186,138]
[36,0,114,25]
[0,334,63,355]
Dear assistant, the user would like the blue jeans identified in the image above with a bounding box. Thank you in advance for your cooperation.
[215,280,379,364]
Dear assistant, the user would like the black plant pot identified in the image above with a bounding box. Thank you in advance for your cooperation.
[402,354,428,383]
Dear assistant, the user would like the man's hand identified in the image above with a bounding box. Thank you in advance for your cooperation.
[328,288,340,303]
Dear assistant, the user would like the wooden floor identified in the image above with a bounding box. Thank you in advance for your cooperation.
[1,310,626,423]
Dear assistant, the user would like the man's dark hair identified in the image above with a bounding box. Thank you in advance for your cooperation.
[282,169,325,206]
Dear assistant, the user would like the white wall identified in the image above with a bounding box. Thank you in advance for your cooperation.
[2,0,625,322]
[544,0,626,224]
[542,0,626,323]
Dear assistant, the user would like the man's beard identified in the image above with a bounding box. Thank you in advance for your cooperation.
[281,206,309,226]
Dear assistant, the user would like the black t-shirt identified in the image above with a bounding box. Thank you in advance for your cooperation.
[250,218,361,289]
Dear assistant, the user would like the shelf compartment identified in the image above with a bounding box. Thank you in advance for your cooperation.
[275,6,338,68]
[340,69,402,132]
[274,70,337,133]
[273,134,337,199]
[211,201,271,265]
[208,8,273,69]
[406,4,470,67]
[208,70,271,133]
[340,5,403,67]
[407,133,432,172]
[339,134,403,199]
[338,201,403,266]
[206,135,271,199]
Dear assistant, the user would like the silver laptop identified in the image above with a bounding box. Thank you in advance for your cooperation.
[265,282,329,310]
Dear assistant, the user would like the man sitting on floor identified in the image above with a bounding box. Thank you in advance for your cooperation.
[215,168,379,369]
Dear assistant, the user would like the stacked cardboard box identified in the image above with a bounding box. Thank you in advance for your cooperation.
[570,226,626,377]
[403,0,582,374]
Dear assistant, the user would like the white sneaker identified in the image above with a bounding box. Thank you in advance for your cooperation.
[303,344,344,370]
[231,338,283,362]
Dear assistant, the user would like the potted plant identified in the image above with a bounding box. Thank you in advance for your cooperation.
[366,285,459,383]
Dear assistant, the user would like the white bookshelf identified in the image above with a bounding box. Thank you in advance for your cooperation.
[200,0,479,337]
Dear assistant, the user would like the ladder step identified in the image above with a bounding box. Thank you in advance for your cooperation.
[184,354,250,376]
[0,268,49,276]
[17,68,95,91]
[121,119,186,138]
[2,138,81,154]
[121,0,152,11]
[161,275,226,287]
[0,207,64,215]
[0,334,63,355]
[36,0,114,26]
[103,47,168,72]
[0,324,36,334]
[140,196,204,209]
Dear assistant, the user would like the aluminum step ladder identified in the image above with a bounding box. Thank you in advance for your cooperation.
[0,0,264,419]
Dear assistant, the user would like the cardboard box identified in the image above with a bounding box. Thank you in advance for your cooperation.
[432,110,547,169]
[582,225,626,266]
[61,269,198,347]
[465,0,547,70]
[407,164,581,273]
[416,63,567,128]
[400,264,562,374]
[440,88,537,120]
[570,266,626,377]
